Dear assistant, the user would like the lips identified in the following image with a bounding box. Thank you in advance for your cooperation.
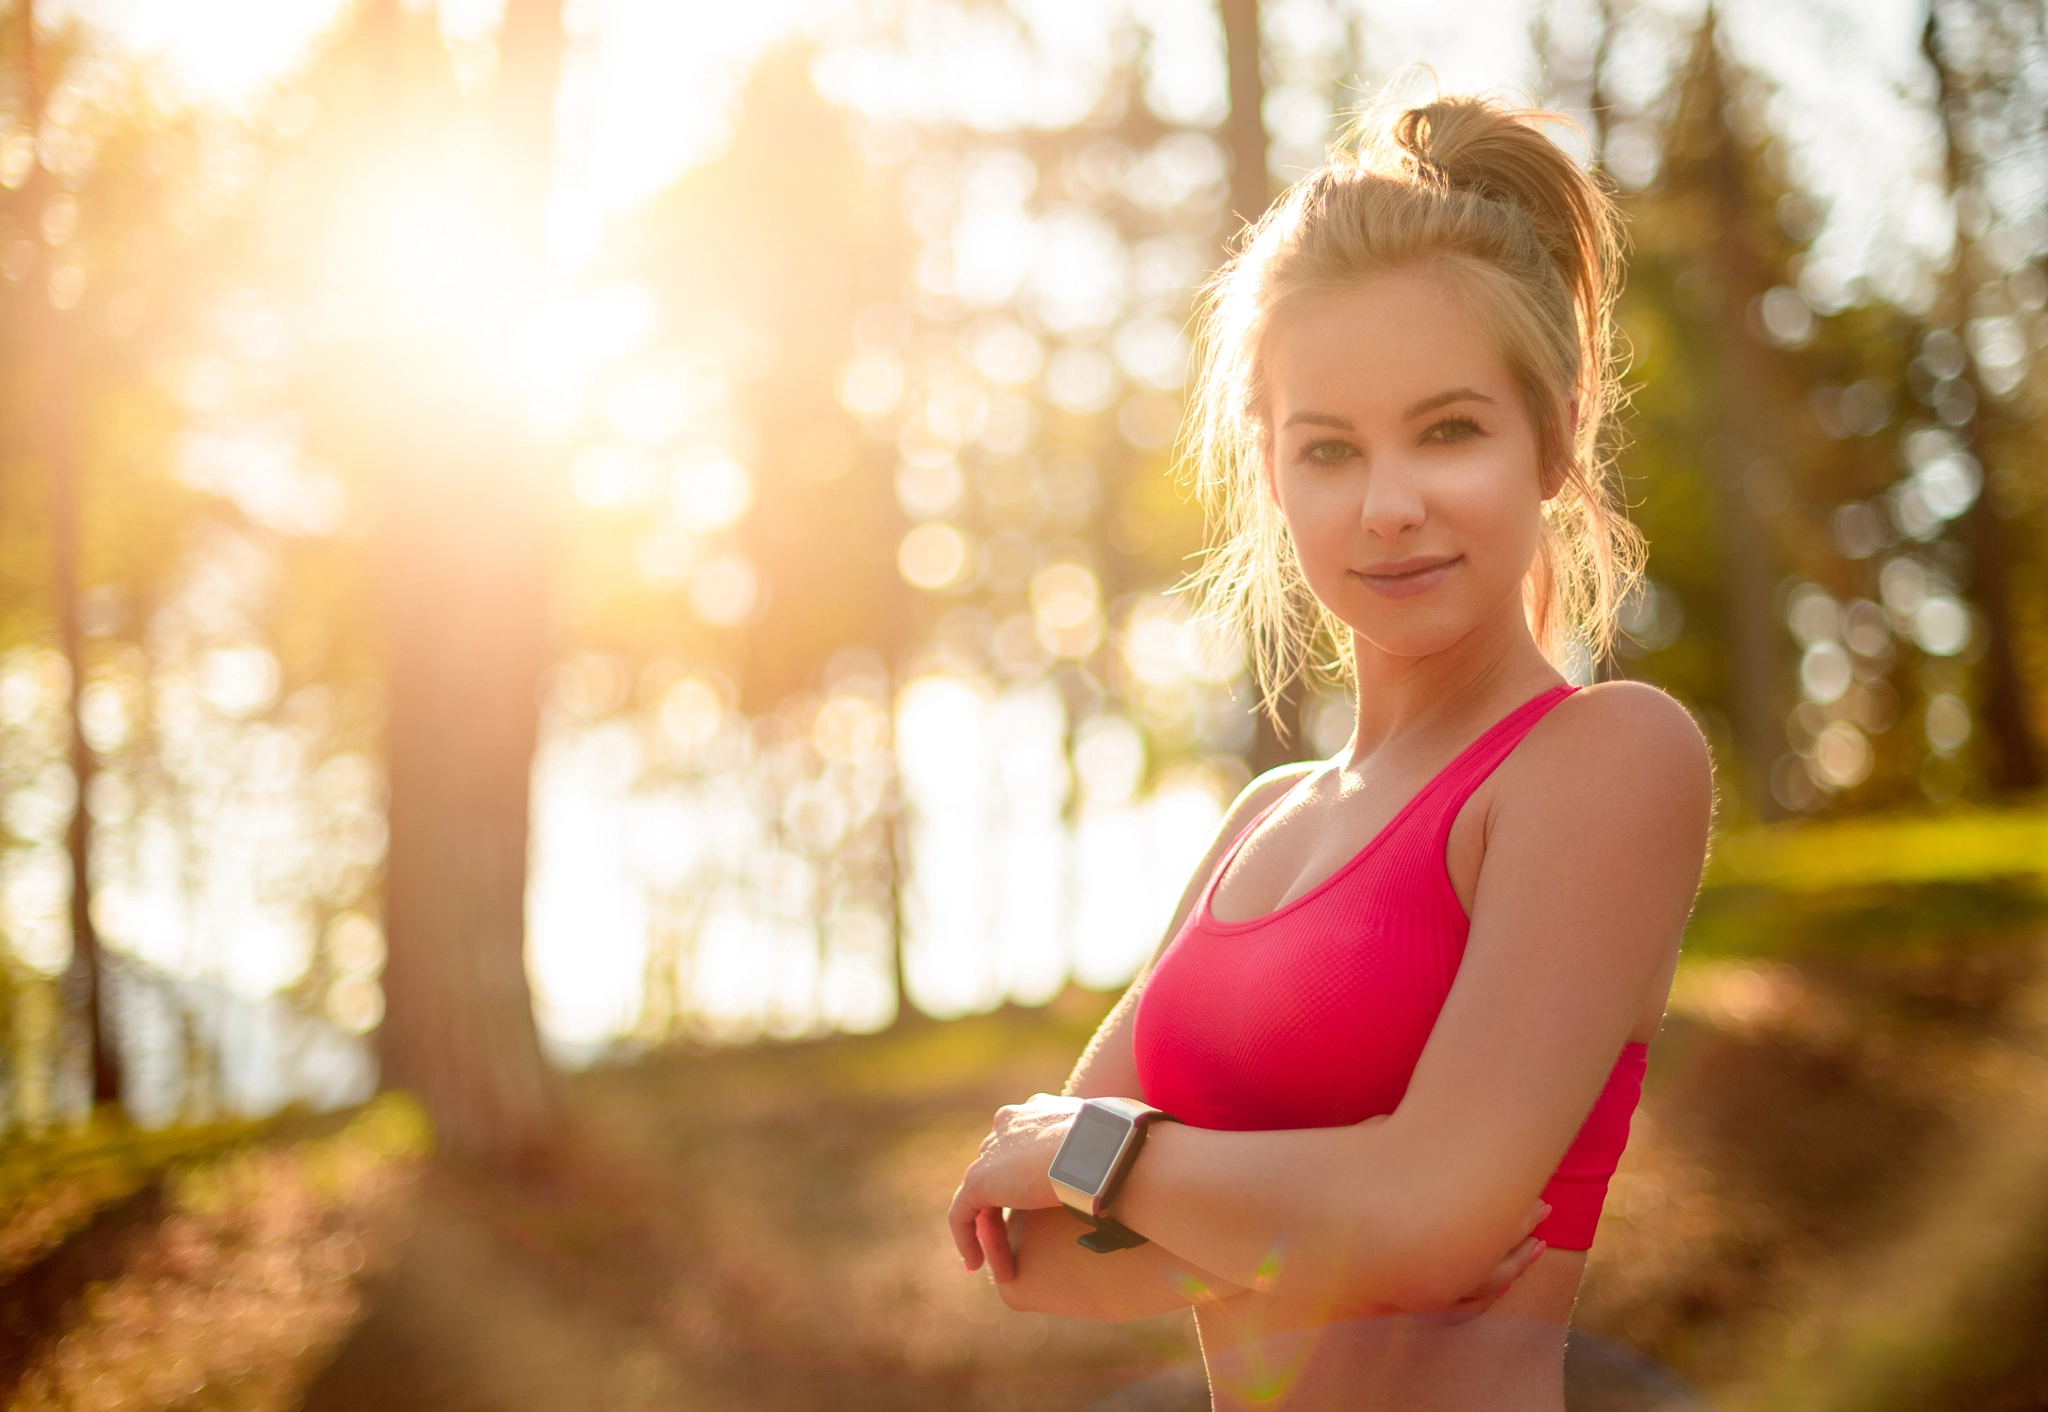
[1349,554,1462,599]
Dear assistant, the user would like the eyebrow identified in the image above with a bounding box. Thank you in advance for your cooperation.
[1279,388,1497,432]
[1403,387,1495,419]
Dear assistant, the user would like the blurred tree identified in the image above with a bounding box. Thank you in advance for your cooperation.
[7,0,118,1109]
[1921,0,2044,794]
[564,50,919,1035]
[1218,0,1312,773]
[1581,1,2048,820]
[1674,12,1791,820]
[589,50,913,706]
[352,0,564,1164]
[826,4,1276,779]
[1587,8,1886,814]
[1539,0,1632,693]
[1219,0,1269,239]
[1,0,296,1125]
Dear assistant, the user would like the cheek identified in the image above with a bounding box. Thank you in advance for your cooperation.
[1274,472,1357,562]
[1454,477,1540,544]
[1444,453,1546,557]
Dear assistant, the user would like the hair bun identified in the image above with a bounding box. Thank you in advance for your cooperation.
[1385,99,1614,340]
[1391,105,1456,191]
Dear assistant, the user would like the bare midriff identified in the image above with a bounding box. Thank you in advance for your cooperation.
[1193,1250,1583,1411]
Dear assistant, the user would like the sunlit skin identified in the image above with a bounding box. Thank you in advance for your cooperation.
[947,266,1712,1408]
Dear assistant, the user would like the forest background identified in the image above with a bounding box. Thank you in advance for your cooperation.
[7,0,2048,1409]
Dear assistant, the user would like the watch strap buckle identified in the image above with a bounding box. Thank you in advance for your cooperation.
[1075,1214,1150,1253]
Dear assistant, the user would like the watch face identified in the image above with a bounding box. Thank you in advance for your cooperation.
[1050,1106,1132,1193]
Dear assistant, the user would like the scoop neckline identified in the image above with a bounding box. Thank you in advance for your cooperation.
[1200,684,1576,935]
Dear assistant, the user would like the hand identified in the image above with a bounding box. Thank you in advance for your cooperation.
[1430,1199,1551,1324]
[948,1092,1083,1283]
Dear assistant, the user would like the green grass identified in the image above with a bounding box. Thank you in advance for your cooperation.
[1707,806,2048,893]
[0,1110,279,1277]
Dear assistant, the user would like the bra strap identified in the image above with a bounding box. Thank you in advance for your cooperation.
[1412,684,1578,842]
[1196,794,1287,915]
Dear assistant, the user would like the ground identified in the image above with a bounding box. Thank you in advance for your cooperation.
[9,902,2048,1411]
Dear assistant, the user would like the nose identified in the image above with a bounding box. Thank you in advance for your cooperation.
[1357,459,1425,539]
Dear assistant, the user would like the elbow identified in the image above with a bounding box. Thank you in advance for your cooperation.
[996,1260,1074,1316]
[1380,1253,1488,1315]
[1343,1235,1463,1314]
[998,1268,1113,1321]
[996,1273,1044,1314]
[1331,1188,1505,1315]
[996,1222,1104,1320]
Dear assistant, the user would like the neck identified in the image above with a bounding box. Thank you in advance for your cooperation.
[1343,596,1562,759]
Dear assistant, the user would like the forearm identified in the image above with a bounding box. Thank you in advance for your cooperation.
[999,1206,1246,1321]
[1110,1119,1522,1312]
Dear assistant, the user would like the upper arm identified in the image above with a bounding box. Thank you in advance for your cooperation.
[1064,761,1323,1100]
[1387,684,1711,1269]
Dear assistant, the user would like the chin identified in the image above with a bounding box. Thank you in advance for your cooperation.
[1346,610,1485,662]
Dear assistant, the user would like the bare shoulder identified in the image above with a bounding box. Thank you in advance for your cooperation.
[1163,759,1320,933]
[1508,681,1713,833]
[1134,758,1321,972]
[1534,680,1709,777]
[1228,759,1323,827]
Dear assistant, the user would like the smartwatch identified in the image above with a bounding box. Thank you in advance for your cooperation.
[1047,1097,1173,1253]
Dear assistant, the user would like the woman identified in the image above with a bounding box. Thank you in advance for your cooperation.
[945,95,1713,1410]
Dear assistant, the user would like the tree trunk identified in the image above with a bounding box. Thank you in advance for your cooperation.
[17,0,121,1111]
[49,290,116,1112]
[1922,8,2043,794]
[1698,22,1788,821]
[371,0,566,1166]
[377,442,556,1163]
[1217,0,1308,771]
[1219,0,1270,238]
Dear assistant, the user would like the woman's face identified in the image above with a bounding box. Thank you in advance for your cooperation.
[1263,266,1549,663]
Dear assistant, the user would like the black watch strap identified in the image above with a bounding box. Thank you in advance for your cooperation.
[1075,1214,1149,1253]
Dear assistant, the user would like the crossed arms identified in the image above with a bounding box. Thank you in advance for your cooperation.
[947,684,1710,1321]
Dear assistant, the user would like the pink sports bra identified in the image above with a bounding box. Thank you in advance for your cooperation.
[1132,685,1646,1251]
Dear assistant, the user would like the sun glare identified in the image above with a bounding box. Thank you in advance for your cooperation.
[65,0,351,107]
[348,175,535,333]
[316,154,657,432]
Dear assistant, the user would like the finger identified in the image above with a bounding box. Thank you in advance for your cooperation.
[1470,1232,1537,1292]
[1500,1236,1546,1287]
[1477,1236,1537,1291]
[1505,1233,1542,1273]
[948,1187,985,1270]
[977,1206,1016,1283]
[1493,1235,1548,1290]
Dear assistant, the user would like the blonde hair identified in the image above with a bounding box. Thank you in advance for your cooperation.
[1181,94,1642,714]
